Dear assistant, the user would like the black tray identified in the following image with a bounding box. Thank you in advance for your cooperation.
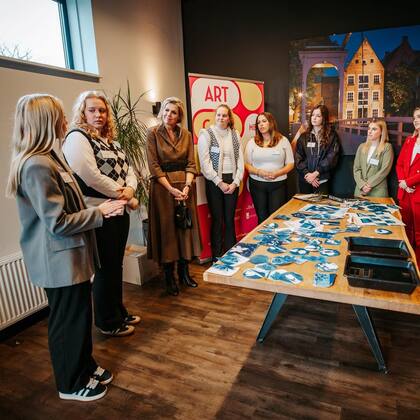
[344,255,418,294]
[346,237,410,259]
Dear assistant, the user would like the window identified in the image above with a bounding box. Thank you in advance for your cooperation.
[346,110,353,120]
[372,109,379,118]
[0,0,98,78]
[347,75,355,86]
[358,75,369,89]
[347,91,354,102]
[374,74,380,84]
[358,91,368,106]
[355,59,359,64]
[0,0,68,67]
[372,91,379,102]
[370,59,374,63]
[358,107,368,118]
[362,60,366,65]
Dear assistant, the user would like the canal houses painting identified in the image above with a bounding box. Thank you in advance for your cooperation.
[289,25,420,159]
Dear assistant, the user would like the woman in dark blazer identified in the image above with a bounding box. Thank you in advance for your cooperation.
[396,107,420,262]
[295,104,340,194]
[147,97,202,296]
[6,94,125,401]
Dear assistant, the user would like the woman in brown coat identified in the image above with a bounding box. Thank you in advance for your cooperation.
[147,97,202,295]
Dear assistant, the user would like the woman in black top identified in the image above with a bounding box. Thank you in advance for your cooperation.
[295,104,340,194]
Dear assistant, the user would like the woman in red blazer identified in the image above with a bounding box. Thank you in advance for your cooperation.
[396,107,420,262]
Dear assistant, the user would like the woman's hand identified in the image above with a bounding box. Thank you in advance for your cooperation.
[362,183,372,194]
[182,185,191,200]
[218,181,230,193]
[170,186,187,201]
[305,171,319,184]
[117,186,135,201]
[225,183,237,194]
[127,197,139,210]
[98,199,127,218]
[257,169,274,180]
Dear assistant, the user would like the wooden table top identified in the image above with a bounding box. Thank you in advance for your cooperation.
[204,197,420,315]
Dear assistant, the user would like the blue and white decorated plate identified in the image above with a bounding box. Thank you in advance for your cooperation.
[319,249,340,257]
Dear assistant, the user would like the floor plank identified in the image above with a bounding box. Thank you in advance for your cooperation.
[1,263,420,419]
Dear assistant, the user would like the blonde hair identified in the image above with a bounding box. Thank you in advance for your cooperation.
[413,107,420,137]
[216,104,235,129]
[158,96,185,124]
[362,119,389,155]
[6,94,66,197]
[69,90,116,141]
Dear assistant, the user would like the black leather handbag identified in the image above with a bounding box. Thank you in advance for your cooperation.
[174,201,192,229]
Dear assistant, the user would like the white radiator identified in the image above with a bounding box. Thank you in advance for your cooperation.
[0,252,47,331]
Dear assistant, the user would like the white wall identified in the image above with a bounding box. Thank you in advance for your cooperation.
[0,0,185,256]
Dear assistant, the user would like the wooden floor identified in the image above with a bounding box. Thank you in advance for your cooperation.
[2,263,420,419]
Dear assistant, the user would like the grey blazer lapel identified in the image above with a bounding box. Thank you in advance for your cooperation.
[51,150,87,210]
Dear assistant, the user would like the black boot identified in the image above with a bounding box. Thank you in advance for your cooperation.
[177,259,198,288]
[163,263,179,296]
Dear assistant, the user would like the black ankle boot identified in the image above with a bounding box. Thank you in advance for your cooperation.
[177,259,198,287]
[163,263,179,296]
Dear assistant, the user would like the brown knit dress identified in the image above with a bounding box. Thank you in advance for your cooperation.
[146,124,202,264]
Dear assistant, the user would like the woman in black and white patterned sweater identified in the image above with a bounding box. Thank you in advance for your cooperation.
[63,91,140,337]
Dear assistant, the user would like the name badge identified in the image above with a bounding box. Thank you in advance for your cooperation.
[307,142,316,148]
[369,158,379,166]
[101,150,115,159]
[210,146,220,153]
[273,151,281,155]
[59,172,73,183]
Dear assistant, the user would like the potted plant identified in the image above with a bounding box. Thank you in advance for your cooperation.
[110,82,151,244]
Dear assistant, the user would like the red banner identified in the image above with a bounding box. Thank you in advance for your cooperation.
[188,73,264,260]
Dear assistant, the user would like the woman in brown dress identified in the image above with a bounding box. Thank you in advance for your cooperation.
[147,97,202,295]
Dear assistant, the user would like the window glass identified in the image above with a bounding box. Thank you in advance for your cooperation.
[0,0,66,68]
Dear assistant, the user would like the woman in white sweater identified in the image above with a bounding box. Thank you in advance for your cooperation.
[197,104,244,261]
[245,112,294,224]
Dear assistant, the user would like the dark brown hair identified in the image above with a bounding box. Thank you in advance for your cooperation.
[306,104,332,147]
[254,112,283,147]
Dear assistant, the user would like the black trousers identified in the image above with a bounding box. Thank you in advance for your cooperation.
[205,173,239,258]
[249,177,287,224]
[45,281,96,393]
[93,211,130,330]
[298,178,330,194]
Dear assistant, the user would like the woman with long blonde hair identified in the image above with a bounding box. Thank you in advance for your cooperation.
[353,119,394,197]
[7,94,125,401]
[63,90,140,337]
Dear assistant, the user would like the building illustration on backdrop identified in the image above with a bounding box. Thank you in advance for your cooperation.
[343,38,384,120]
[289,26,420,131]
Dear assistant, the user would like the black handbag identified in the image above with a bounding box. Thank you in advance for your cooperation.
[174,201,192,229]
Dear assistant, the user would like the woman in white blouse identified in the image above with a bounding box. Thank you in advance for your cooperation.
[245,112,294,224]
[63,91,140,337]
[197,104,244,261]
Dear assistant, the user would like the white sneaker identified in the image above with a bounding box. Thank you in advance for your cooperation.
[59,378,107,402]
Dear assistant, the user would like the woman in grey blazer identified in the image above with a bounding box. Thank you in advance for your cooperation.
[6,94,126,402]
[353,120,394,197]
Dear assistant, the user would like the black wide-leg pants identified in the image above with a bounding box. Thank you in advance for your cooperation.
[249,177,287,224]
[45,281,96,393]
[205,174,239,258]
[93,211,130,331]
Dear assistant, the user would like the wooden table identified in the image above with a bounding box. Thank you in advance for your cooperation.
[204,197,420,373]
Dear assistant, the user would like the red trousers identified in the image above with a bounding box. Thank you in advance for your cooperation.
[400,195,420,264]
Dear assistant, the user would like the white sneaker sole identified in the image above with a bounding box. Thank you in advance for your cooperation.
[59,387,107,402]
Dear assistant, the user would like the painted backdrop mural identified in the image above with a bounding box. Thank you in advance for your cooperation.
[289,25,420,197]
[189,73,264,260]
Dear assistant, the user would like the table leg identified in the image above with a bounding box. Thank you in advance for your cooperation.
[257,293,288,343]
[352,305,388,373]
